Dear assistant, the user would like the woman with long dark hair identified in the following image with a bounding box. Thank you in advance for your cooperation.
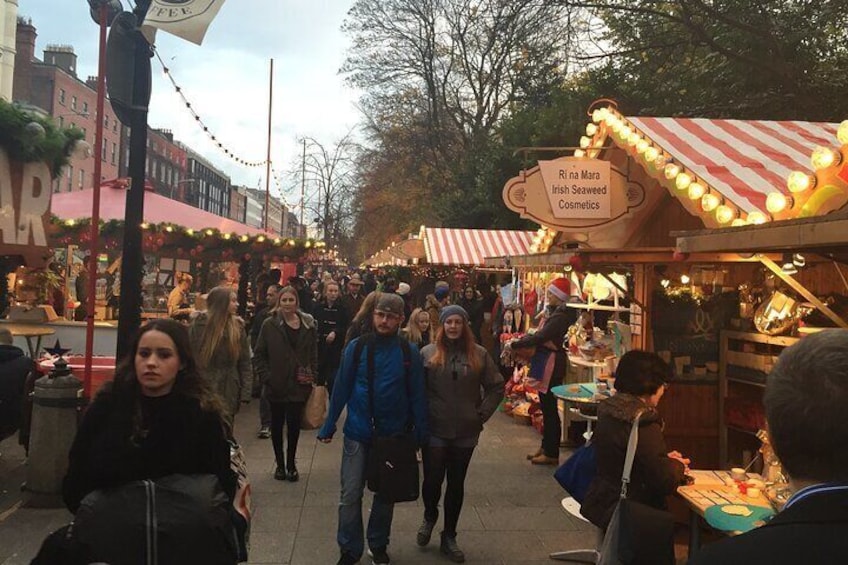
[63,319,236,513]
[417,305,503,562]
[253,286,317,481]
[189,286,252,423]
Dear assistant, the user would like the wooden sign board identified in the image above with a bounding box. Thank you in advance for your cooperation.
[0,148,52,267]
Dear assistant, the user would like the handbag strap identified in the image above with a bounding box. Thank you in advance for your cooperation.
[620,409,644,499]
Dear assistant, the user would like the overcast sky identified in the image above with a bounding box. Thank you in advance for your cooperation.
[20,0,361,209]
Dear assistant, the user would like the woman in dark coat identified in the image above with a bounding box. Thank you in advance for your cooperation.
[580,350,689,530]
[509,277,577,465]
[458,287,485,344]
[311,280,349,393]
[253,286,318,482]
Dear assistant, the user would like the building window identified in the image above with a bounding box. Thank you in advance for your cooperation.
[79,169,85,190]
[71,96,77,111]
[59,89,66,105]
[102,143,106,161]
[59,116,64,127]
[67,165,73,192]
[113,122,117,133]
[83,102,89,114]
[111,142,117,165]
[104,116,109,128]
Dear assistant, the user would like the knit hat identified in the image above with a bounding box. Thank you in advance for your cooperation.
[435,280,450,290]
[434,287,450,301]
[375,293,405,317]
[439,304,469,325]
[397,282,411,296]
[548,277,571,301]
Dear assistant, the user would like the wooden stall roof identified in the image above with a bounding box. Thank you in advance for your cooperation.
[484,247,774,269]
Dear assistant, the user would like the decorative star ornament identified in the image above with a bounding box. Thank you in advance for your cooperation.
[44,340,71,359]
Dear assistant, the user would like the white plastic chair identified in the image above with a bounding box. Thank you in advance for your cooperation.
[549,497,602,563]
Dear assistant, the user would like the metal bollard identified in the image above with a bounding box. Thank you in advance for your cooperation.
[24,356,85,508]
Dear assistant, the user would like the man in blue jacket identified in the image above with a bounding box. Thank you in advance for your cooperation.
[319,293,428,565]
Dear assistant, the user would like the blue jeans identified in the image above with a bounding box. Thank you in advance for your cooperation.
[338,436,394,559]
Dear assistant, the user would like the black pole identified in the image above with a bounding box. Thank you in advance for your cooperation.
[115,2,152,360]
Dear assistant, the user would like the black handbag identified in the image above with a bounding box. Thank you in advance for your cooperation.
[598,411,675,565]
[362,335,420,503]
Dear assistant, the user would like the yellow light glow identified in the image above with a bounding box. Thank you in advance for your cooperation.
[274,238,281,245]
[186,229,194,236]
[644,147,659,162]
[636,139,650,153]
[240,235,249,242]
[747,211,770,224]
[586,123,598,136]
[766,192,792,214]
[205,229,214,236]
[627,132,641,146]
[140,222,149,229]
[305,241,312,248]
[592,109,603,123]
[664,163,680,180]
[621,126,633,139]
[165,226,174,232]
[687,182,705,200]
[715,204,735,224]
[223,233,231,240]
[65,219,76,227]
[731,218,747,227]
[810,146,841,170]
[838,120,848,144]
[579,136,591,149]
[681,274,691,284]
[257,235,266,243]
[677,173,694,191]
[787,171,814,193]
[604,113,617,127]
[611,120,624,134]
[574,149,585,157]
[701,192,720,211]
[287,239,296,246]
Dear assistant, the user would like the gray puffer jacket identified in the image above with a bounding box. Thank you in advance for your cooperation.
[420,342,503,440]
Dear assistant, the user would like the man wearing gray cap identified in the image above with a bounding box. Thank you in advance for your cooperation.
[319,293,429,565]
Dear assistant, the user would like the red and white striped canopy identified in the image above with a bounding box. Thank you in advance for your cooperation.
[423,227,534,266]
[628,117,840,213]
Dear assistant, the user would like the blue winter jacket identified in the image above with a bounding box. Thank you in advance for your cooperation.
[318,334,429,445]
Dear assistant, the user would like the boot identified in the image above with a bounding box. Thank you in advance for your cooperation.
[286,450,299,482]
[273,464,286,481]
[530,453,559,466]
[416,518,436,546]
[526,447,544,460]
[440,533,465,563]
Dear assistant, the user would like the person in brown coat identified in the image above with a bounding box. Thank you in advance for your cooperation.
[580,350,688,530]
[253,286,318,482]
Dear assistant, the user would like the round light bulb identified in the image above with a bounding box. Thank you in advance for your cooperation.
[579,136,591,149]
[592,109,603,123]
[766,192,792,214]
[676,172,693,190]
[574,149,585,157]
[611,120,624,133]
[747,211,770,224]
[593,284,611,300]
[681,274,691,284]
[838,120,848,145]
[586,123,598,136]
[644,147,659,162]
[810,146,840,170]
[715,204,735,224]
[621,126,633,140]
[787,171,814,193]
[627,132,641,146]
[605,113,617,127]
[636,139,650,154]
[664,163,680,180]
[688,182,705,200]
[731,218,747,227]
[701,192,720,211]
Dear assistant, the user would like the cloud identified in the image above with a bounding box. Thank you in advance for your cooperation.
[19,0,361,206]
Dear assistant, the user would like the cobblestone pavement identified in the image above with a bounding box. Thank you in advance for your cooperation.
[0,401,595,564]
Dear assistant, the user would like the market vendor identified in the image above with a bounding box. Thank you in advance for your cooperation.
[168,272,194,323]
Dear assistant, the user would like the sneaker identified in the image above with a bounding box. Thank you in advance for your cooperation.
[336,552,359,565]
[530,453,559,466]
[273,466,286,480]
[416,519,436,546]
[440,533,466,563]
[257,426,271,439]
[367,546,391,565]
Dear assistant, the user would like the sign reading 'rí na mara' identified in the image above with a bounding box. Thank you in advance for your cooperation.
[538,159,611,219]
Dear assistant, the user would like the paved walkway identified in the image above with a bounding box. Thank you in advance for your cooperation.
[0,402,594,564]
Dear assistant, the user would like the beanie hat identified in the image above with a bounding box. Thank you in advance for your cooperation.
[548,277,571,302]
[434,287,450,301]
[397,282,411,296]
[375,293,405,317]
[435,280,450,290]
[439,304,469,325]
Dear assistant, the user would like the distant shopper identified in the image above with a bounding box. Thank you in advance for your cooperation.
[396,282,413,321]
[418,305,503,562]
[189,286,252,424]
[457,286,484,344]
[318,293,428,565]
[312,281,350,392]
[74,256,90,321]
[344,291,381,346]
[402,307,433,349]
[425,284,450,329]
[168,272,194,323]
[252,284,280,439]
[691,330,848,564]
[253,286,317,482]
[0,328,32,440]
[341,273,366,321]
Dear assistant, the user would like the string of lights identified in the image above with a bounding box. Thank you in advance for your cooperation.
[153,46,267,168]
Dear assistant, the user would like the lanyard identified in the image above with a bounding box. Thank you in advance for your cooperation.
[784,483,848,510]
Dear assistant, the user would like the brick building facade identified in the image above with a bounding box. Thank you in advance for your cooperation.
[119,126,188,200]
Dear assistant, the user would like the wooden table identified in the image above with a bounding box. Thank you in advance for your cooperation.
[5,323,56,357]
[678,470,772,558]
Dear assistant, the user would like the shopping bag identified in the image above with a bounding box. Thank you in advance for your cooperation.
[554,443,596,503]
[598,498,675,565]
[230,440,252,562]
[301,385,328,430]
[366,433,420,503]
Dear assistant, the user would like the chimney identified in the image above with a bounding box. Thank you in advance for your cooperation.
[13,18,37,102]
[43,44,78,77]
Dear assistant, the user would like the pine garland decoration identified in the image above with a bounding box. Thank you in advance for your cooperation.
[0,99,84,177]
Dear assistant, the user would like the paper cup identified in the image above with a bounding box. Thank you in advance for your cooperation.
[730,467,747,481]
[747,487,761,498]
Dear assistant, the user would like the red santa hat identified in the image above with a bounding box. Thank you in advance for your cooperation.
[547,277,571,301]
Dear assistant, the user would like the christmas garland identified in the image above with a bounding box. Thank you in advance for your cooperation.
[0,99,84,177]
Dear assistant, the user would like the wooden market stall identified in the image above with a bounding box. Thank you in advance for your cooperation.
[488,101,848,468]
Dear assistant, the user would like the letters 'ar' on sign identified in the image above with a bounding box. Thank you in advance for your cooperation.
[0,149,52,266]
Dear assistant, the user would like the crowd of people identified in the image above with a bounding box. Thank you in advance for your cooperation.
[22,265,846,565]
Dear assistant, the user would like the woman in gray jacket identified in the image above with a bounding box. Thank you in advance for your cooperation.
[417,305,503,563]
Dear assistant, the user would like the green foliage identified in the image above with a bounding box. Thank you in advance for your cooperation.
[0,100,84,177]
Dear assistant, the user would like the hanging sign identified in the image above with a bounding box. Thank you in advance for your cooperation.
[538,159,612,219]
[0,148,52,266]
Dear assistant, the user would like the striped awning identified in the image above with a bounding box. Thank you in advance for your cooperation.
[423,227,534,266]
[628,118,840,214]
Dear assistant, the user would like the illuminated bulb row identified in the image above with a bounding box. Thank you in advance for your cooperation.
[810,146,841,170]
[838,120,848,145]
[766,192,794,214]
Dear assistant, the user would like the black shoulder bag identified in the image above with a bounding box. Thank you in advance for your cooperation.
[361,335,420,503]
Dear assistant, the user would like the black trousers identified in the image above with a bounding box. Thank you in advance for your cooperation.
[539,390,561,458]
[422,444,475,537]
[269,401,305,469]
